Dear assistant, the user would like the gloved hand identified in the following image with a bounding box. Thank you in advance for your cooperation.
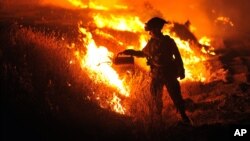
[120,49,135,55]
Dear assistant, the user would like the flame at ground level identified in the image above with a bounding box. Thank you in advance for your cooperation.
[79,27,129,97]
[75,26,129,114]
[73,11,226,115]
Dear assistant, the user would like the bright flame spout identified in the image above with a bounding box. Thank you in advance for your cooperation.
[79,27,129,97]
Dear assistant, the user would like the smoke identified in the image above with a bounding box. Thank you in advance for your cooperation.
[122,0,250,41]
[203,0,250,39]
[121,0,213,38]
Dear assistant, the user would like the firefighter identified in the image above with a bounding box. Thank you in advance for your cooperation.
[120,17,191,124]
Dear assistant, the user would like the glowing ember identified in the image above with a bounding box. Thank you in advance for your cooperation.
[215,16,234,27]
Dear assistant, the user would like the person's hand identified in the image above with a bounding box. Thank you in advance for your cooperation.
[120,49,135,55]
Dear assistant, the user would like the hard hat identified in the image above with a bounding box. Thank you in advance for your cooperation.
[144,17,168,31]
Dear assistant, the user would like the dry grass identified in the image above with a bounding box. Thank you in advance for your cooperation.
[2,21,250,141]
[4,25,167,135]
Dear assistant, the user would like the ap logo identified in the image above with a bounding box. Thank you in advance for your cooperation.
[234,129,247,136]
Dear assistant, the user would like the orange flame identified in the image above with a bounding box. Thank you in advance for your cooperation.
[67,1,226,115]
[199,36,216,55]
[168,35,207,82]
[67,0,128,10]
[109,93,126,114]
[93,14,144,32]
[78,27,129,97]
[75,25,129,114]
[67,0,88,9]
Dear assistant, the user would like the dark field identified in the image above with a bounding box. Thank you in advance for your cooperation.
[1,4,250,141]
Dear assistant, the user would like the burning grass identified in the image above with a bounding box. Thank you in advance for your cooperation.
[0,24,162,125]
[3,24,147,117]
[1,24,139,138]
[2,2,250,141]
[2,19,250,141]
[75,21,229,118]
[3,22,240,117]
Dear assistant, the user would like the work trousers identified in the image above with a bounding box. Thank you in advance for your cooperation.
[150,72,185,116]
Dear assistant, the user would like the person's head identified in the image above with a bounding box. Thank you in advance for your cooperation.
[144,17,168,38]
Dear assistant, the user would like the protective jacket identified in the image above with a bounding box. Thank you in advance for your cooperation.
[142,34,184,78]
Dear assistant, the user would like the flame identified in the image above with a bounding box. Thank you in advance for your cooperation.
[94,29,124,46]
[199,36,216,55]
[93,14,144,32]
[127,29,208,82]
[67,1,226,115]
[92,14,214,82]
[109,93,126,114]
[78,27,129,97]
[67,0,128,10]
[199,36,211,46]
[91,13,213,82]
[75,24,130,114]
[67,0,109,10]
[67,0,88,9]
[170,35,207,82]
[139,34,148,49]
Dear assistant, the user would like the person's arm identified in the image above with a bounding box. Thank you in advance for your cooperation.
[120,49,146,57]
[171,39,185,79]
[120,38,152,58]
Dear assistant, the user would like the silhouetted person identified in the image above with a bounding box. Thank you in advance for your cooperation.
[120,17,190,124]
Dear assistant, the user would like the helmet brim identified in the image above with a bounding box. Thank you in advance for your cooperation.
[144,17,169,31]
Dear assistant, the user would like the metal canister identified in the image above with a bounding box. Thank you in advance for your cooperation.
[113,53,134,65]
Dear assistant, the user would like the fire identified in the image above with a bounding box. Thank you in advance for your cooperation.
[168,35,207,82]
[78,27,129,97]
[67,0,87,8]
[94,29,124,46]
[76,16,217,114]
[199,36,211,46]
[67,1,226,115]
[75,24,130,114]
[131,29,211,82]
[67,0,128,10]
[93,14,144,32]
[109,93,126,114]
[68,0,108,10]
[199,36,216,55]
